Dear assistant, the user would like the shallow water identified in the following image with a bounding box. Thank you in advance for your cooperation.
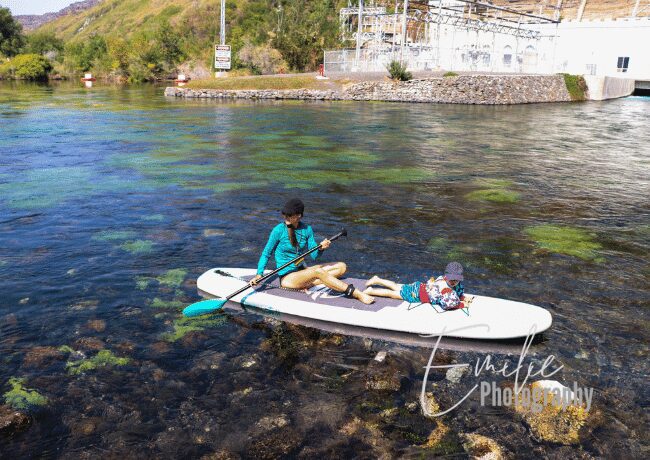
[0,81,648,458]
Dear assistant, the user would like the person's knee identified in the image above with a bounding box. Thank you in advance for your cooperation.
[337,262,347,273]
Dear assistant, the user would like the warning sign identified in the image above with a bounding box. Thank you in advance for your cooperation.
[214,45,231,70]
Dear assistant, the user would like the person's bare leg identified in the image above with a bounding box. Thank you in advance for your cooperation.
[363,287,403,300]
[365,276,400,291]
[282,266,374,304]
[313,262,347,286]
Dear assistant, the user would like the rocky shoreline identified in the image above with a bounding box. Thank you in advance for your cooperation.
[165,75,574,105]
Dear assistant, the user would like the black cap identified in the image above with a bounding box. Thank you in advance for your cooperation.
[282,198,304,216]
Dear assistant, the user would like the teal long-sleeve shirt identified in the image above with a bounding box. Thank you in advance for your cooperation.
[256,222,322,276]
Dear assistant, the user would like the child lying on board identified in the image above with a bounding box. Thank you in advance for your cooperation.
[363,262,473,309]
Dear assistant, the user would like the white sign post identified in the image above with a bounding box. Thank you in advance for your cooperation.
[215,44,231,76]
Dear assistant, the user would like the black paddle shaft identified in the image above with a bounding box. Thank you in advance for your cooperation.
[224,228,347,302]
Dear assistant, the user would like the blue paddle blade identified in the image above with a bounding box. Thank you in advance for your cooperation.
[182,299,226,317]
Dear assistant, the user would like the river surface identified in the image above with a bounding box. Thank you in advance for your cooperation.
[0,82,648,458]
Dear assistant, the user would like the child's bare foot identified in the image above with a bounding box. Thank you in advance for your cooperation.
[365,275,380,287]
[356,291,375,304]
[363,287,375,295]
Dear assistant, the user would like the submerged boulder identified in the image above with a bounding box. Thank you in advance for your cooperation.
[512,380,589,445]
[462,433,504,460]
[0,404,31,437]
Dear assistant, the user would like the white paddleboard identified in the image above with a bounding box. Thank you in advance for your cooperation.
[197,268,552,340]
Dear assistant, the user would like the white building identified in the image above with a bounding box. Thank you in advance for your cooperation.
[325,1,650,84]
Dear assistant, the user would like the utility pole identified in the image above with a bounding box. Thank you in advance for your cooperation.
[355,0,364,71]
[215,0,230,77]
[400,0,408,64]
[220,0,226,45]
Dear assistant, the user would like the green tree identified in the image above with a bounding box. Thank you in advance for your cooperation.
[24,32,64,57]
[273,0,340,71]
[156,21,185,70]
[10,54,53,80]
[0,7,26,57]
[64,35,107,72]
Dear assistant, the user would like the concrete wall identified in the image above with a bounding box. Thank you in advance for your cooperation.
[584,76,636,100]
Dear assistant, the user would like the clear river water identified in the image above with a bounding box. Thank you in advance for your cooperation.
[0,82,648,458]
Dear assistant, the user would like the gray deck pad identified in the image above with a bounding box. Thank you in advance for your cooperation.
[240,274,413,313]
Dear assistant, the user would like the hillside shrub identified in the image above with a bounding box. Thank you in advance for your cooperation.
[443,71,458,77]
[238,41,287,74]
[387,60,412,81]
[5,54,53,80]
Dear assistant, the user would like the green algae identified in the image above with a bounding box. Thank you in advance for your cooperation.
[156,268,187,288]
[162,315,227,342]
[57,345,74,354]
[465,189,520,203]
[151,297,186,309]
[0,167,94,210]
[120,240,154,254]
[427,237,448,251]
[136,277,153,290]
[524,224,603,261]
[465,178,520,203]
[4,377,48,410]
[92,230,138,242]
[141,214,166,222]
[66,350,130,375]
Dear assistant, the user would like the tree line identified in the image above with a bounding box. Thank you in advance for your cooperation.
[0,1,348,82]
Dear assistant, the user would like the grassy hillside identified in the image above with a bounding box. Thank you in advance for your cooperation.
[33,0,348,79]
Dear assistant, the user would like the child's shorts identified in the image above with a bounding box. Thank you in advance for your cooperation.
[399,282,422,303]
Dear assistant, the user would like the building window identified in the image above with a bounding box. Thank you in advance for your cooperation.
[503,46,512,68]
[617,57,629,73]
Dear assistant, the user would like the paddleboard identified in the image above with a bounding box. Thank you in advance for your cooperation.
[196,268,552,340]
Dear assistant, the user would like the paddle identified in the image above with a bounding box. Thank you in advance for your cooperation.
[182,228,348,317]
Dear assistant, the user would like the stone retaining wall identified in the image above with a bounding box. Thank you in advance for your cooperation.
[165,75,573,105]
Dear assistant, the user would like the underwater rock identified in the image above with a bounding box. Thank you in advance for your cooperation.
[364,360,403,392]
[421,419,449,448]
[74,337,105,352]
[254,414,290,435]
[200,450,241,460]
[248,426,302,459]
[421,392,440,417]
[86,319,106,333]
[0,404,30,437]
[23,346,65,368]
[462,433,504,460]
[339,417,391,452]
[149,341,172,357]
[3,378,48,411]
[512,380,589,445]
[3,313,18,327]
[69,299,99,311]
[203,229,226,238]
[446,365,468,384]
[193,351,226,371]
